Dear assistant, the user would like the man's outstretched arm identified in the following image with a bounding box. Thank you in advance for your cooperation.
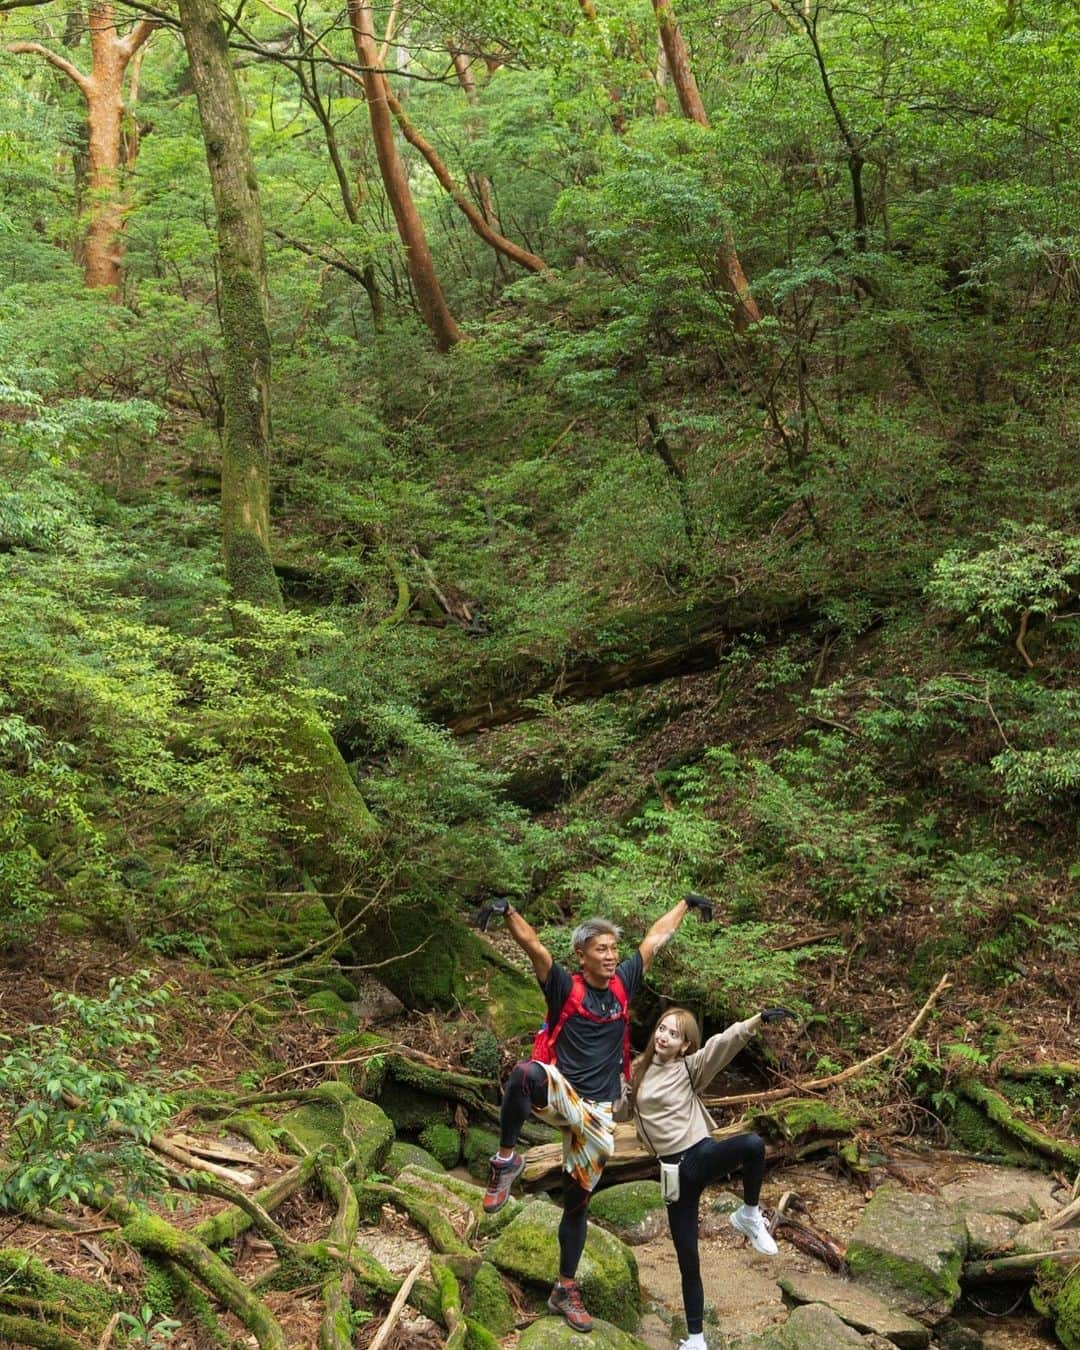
[638,892,712,970]
[504,905,554,983]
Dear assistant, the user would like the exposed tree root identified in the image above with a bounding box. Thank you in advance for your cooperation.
[963,1251,1080,1282]
[356,1179,472,1255]
[193,1154,318,1247]
[431,1255,468,1349]
[315,1157,360,1350]
[0,1313,83,1349]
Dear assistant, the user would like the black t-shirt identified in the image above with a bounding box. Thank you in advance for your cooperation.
[540,951,644,1102]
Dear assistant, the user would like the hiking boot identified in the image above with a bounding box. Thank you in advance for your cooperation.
[547,1279,593,1333]
[730,1206,779,1255]
[482,1151,524,1214]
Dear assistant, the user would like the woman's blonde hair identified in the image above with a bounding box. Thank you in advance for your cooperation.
[628,1007,701,1106]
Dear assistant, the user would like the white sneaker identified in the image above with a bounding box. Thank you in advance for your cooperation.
[730,1206,779,1255]
[677,1338,708,1350]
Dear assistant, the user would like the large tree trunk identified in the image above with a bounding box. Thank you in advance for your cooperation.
[649,0,760,331]
[175,0,533,1022]
[347,0,463,350]
[7,3,155,293]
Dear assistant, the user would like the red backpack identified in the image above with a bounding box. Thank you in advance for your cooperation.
[531,973,632,1077]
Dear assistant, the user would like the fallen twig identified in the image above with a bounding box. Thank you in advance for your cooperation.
[368,1258,426,1350]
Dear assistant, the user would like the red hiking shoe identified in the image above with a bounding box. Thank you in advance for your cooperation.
[548,1278,593,1333]
[482,1151,524,1214]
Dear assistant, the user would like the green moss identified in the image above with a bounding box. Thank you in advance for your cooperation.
[0,1248,116,1334]
[486,1200,640,1331]
[467,1261,517,1337]
[947,1099,1040,1165]
[588,1181,665,1235]
[302,989,357,1030]
[750,1096,856,1143]
[419,1121,462,1167]
[279,1083,394,1174]
[385,1141,447,1176]
[1034,1265,1080,1350]
[220,1110,281,1153]
[219,899,337,962]
[462,1126,500,1179]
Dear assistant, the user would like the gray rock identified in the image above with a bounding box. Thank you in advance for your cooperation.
[589,1180,668,1245]
[486,1197,640,1331]
[938,1168,1057,1223]
[932,1319,984,1349]
[961,1211,1018,1256]
[845,1186,967,1320]
[779,1271,929,1348]
[1013,1220,1055,1254]
[518,1315,649,1348]
[348,972,405,1025]
[731,1302,871,1348]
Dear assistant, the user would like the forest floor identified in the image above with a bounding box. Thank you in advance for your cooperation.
[1,919,1076,1348]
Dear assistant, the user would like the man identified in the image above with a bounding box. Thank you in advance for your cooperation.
[475,893,713,1333]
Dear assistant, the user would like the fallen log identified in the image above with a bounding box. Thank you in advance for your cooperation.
[522,1119,750,1190]
[956,1079,1080,1172]
[963,1251,1080,1282]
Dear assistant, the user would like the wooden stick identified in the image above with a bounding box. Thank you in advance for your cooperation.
[705,974,952,1108]
[95,1313,121,1350]
[369,1258,426,1350]
[963,1250,1080,1282]
[1049,1192,1080,1230]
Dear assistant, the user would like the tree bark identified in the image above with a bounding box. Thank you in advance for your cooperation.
[649,0,760,330]
[450,48,500,230]
[7,3,156,293]
[348,0,463,350]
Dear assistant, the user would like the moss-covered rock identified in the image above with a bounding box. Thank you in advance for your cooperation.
[846,1185,967,1320]
[518,1314,650,1348]
[219,1110,281,1153]
[385,1141,447,1176]
[419,1120,462,1168]
[946,1099,1041,1165]
[486,1199,640,1331]
[301,967,358,1002]
[220,900,337,962]
[731,1302,870,1349]
[397,1163,521,1237]
[750,1097,857,1145]
[302,989,357,1030]
[278,1082,393,1174]
[588,1181,667,1245]
[467,1261,517,1337]
[1033,1264,1080,1350]
[462,1125,500,1179]
[0,1248,116,1336]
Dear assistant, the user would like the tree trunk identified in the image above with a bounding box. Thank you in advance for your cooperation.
[348,0,463,350]
[450,49,500,230]
[649,0,760,331]
[6,3,156,294]
[176,0,533,1018]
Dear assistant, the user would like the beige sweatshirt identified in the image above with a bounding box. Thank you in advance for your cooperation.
[618,1015,762,1158]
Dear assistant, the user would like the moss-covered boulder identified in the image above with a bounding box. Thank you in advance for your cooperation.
[518,1314,650,1348]
[302,989,357,1030]
[1033,1264,1080,1350]
[779,1272,929,1349]
[419,1120,462,1167]
[396,1164,521,1237]
[486,1199,640,1331]
[750,1097,857,1146]
[384,1140,447,1176]
[467,1260,517,1337]
[0,1247,117,1337]
[462,1125,500,1179]
[588,1181,667,1245]
[278,1082,393,1175]
[846,1185,967,1321]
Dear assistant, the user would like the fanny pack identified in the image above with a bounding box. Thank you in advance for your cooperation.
[634,1059,694,1206]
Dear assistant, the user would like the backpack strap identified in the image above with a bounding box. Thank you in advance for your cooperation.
[547,973,632,1077]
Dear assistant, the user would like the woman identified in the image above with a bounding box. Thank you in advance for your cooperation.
[620,1006,794,1350]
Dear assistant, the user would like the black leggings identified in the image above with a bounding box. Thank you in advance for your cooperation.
[663,1132,766,1335]
[498,1061,593,1280]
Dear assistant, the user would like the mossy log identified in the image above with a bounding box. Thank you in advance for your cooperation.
[964,1251,1080,1282]
[110,1201,289,1350]
[431,1255,468,1350]
[957,1078,1080,1172]
[0,1314,83,1349]
[193,1154,318,1247]
[179,1172,294,1255]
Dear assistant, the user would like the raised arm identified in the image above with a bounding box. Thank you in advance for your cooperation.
[504,904,554,983]
[638,891,713,970]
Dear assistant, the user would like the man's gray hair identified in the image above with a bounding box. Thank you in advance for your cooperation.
[571,917,622,953]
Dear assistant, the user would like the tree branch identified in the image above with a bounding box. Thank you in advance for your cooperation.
[4,41,92,95]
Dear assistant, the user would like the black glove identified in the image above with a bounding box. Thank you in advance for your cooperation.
[683,891,714,922]
[761,1006,798,1024]
[474,896,511,932]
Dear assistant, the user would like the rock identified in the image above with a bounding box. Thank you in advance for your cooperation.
[418,1120,461,1168]
[589,1180,668,1245]
[350,972,405,1025]
[384,1141,446,1176]
[845,1185,967,1320]
[961,1211,1019,1256]
[486,1198,640,1331]
[278,1082,393,1174]
[779,1271,929,1348]
[1013,1220,1055,1254]
[1035,1258,1080,1349]
[698,1188,742,1237]
[932,1319,984,1349]
[518,1314,649,1348]
[938,1167,1057,1223]
[396,1163,521,1236]
[731,1302,871,1348]
[467,1260,517,1337]
[462,1125,500,1179]
[302,989,357,1030]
